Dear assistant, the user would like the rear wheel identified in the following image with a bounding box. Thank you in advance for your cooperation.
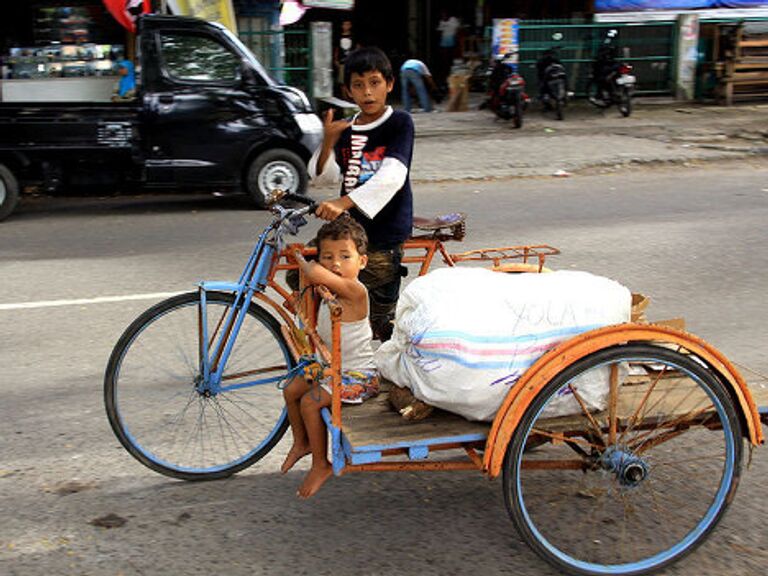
[554,97,564,121]
[503,343,742,576]
[513,94,524,129]
[0,163,20,222]
[619,87,632,117]
[246,148,308,209]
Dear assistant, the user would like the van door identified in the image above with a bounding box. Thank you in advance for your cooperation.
[144,29,267,187]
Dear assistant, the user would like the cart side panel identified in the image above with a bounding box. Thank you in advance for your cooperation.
[483,323,764,479]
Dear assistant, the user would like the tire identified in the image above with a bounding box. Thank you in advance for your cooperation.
[245,148,308,209]
[502,343,742,576]
[0,163,20,222]
[513,94,524,129]
[105,291,294,481]
[554,97,564,121]
[619,87,632,117]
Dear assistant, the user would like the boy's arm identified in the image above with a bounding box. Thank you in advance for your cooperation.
[294,250,366,301]
[345,158,409,219]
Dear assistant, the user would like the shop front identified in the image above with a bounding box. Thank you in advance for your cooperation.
[0,1,132,102]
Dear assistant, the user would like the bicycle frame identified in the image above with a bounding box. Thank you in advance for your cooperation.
[195,217,305,396]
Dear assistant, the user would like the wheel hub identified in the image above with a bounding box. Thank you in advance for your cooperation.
[260,161,297,195]
[601,446,649,487]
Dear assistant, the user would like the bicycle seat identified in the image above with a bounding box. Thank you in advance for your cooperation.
[413,212,466,231]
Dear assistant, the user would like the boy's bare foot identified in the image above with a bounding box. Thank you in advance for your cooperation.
[280,444,311,474]
[297,462,333,499]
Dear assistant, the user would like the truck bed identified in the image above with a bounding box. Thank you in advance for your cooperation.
[0,103,138,150]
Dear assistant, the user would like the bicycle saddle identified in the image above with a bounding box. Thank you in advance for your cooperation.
[412,212,466,231]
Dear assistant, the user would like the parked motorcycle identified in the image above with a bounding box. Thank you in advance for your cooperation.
[536,47,568,120]
[485,53,528,128]
[587,29,636,117]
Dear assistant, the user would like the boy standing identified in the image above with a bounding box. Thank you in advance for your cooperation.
[281,216,378,498]
[309,47,414,341]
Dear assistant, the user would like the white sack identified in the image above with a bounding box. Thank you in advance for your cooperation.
[375,268,631,421]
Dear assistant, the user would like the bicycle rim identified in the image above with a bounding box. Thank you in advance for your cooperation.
[503,344,742,576]
[105,291,293,480]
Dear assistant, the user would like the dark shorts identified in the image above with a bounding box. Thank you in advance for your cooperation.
[360,245,405,340]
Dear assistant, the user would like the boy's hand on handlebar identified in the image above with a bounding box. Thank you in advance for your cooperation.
[315,197,353,221]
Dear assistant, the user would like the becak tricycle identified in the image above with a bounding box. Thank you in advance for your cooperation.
[104,192,767,576]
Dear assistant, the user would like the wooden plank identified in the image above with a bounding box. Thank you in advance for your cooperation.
[341,381,489,452]
[341,378,768,455]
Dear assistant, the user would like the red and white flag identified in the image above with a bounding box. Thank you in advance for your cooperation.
[103,0,152,33]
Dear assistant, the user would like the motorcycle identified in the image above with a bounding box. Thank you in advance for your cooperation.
[587,29,636,117]
[536,47,568,120]
[485,53,529,128]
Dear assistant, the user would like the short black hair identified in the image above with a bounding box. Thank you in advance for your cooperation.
[316,213,368,256]
[344,46,393,88]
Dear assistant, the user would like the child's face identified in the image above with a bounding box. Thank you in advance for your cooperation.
[318,237,367,280]
[348,70,393,121]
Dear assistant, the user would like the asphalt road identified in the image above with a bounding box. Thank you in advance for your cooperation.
[1,160,767,575]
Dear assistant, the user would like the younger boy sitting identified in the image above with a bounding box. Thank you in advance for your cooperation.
[281,215,379,498]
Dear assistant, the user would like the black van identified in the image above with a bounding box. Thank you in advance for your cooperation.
[0,15,323,221]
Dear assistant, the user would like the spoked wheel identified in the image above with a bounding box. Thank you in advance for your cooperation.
[105,291,295,480]
[503,343,742,576]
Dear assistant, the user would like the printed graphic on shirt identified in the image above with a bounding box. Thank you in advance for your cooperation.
[344,134,367,193]
[359,146,386,185]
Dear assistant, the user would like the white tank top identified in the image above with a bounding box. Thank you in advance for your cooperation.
[316,298,375,371]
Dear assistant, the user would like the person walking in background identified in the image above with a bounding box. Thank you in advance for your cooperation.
[436,11,460,89]
[399,58,436,113]
[334,19,356,97]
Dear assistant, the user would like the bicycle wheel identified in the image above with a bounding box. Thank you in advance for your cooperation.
[503,343,742,576]
[105,291,294,480]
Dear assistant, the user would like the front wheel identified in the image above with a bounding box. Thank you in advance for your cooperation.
[104,291,294,480]
[503,343,742,576]
[619,86,632,117]
[0,163,20,222]
[246,148,308,209]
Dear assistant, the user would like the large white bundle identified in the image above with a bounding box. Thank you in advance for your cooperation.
[375,268,631,421]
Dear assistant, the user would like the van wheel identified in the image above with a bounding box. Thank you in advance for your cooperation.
[0,163,20,222]
[246,149,308,209]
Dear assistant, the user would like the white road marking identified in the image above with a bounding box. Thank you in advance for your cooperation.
[0,291,185,311]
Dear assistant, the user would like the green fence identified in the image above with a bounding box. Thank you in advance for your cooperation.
[514,21,677,96]
[238,28,312,97]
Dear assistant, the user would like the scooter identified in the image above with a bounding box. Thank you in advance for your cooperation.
[536,47,568,120]
[587,29,636,117]
[485,53,529,128]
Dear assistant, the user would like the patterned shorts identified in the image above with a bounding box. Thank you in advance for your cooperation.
[321,369,380,404]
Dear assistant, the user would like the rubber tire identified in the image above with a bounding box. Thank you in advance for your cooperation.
[246,148,308,209]
[104,291,292,481]
[0,163,20,222]
[513,94,524,129]
[619,87,632,117]
[502,343,743,576]
[554,97,564,121]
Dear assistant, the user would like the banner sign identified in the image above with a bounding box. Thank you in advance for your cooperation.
[103,0,151,33]
[596,1,768,10]
[491,19,519,64]
[167,0,238,33]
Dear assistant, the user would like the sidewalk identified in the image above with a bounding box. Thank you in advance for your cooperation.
[407,95,768,182]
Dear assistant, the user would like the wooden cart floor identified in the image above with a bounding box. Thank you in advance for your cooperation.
[335,379,768,465]
[338,382,489,462]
